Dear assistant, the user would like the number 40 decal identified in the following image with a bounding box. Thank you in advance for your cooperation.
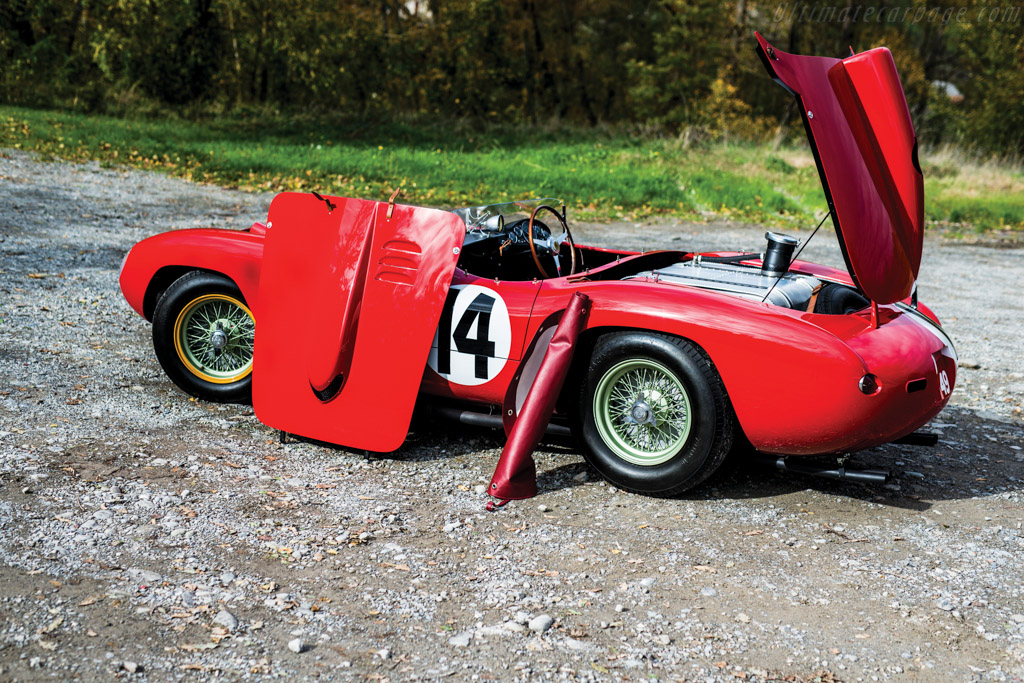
[428,285,511,387]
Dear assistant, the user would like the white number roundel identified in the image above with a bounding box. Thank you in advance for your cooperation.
[427,285,511,386]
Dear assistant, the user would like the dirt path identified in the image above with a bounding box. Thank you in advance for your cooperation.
[1,150,1022,681]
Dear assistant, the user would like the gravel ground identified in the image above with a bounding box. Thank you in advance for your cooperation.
[1,149,1023,682]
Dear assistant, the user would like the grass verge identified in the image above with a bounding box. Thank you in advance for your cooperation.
[2,106,1021,233]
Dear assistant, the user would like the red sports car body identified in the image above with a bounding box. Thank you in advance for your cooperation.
[119,35,957,495]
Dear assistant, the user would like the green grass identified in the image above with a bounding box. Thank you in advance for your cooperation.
[2,106,1022,232]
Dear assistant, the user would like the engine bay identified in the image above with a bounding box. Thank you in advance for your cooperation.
[624,259,822,311]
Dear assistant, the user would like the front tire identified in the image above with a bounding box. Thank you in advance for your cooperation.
[152,271,255,403]
[576,332,735,496]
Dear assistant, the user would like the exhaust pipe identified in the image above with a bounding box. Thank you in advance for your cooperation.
[893,431,939,447]
[431,406,573,438]
[756,454,890,484]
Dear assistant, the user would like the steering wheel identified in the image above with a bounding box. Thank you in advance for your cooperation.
[527,205,577,279]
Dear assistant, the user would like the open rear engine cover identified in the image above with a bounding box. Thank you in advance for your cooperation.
[755,33,923,304]
[253,192,464,451]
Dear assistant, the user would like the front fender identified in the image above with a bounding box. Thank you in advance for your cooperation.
[119,229,264,319]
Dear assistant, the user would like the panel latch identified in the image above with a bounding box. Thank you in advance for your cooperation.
[386,187,403,220]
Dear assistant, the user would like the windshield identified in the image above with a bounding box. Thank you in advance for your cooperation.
[451,198,560,233]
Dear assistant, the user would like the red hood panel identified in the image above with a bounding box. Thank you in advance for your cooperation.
[756,32,923,304]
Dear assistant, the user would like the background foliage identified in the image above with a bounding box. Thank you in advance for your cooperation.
[2,0,1023,155]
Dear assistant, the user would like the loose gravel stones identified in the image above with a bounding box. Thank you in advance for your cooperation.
[528,614,554,633]
[448,632,472,647]
[1,150,1022,680]
[213,609,239,631]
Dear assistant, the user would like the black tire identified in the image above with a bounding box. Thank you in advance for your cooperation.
[815,283,870,315]
[151,271,254,403]
[575,332,735,496]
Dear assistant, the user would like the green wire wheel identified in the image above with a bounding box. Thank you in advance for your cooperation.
[173,293,255,384]
[576,332,735,496]
[152,271,255,403]
[593,358,693,466]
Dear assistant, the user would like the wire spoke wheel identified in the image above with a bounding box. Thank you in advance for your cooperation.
[172,293,255,384]
[593,358,692,466]
[578,332,734,496]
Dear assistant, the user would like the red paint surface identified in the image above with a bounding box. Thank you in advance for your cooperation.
[418,271,540,406]
[518,272,952,455]
[251,193,464,452]
[756,32,923,305]
[119,228,264,318]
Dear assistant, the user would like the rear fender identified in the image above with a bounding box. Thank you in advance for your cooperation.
[119,229,264,320]
[533,280,871,455]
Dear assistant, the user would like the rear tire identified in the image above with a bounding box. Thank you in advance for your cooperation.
[575,332,734,496]
[815,283,870,315]
[152,271,254,403]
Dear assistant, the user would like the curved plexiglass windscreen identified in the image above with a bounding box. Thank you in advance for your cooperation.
[451,198,560,233]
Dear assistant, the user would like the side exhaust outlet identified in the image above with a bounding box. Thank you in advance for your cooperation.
[757,454,890,484]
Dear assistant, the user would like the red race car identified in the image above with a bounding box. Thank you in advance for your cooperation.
[119,34,956,496]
